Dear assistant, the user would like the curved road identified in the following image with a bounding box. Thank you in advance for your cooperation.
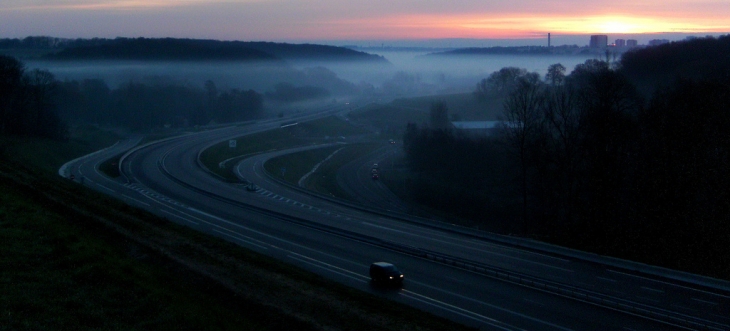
[63,104,730,331]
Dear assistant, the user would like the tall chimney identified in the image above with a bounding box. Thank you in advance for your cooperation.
[548,33,551,47]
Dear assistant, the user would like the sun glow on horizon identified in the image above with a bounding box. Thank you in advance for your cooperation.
[326,12,730,41]
[2,1,729,41]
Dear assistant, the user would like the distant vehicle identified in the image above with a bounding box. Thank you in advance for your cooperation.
[389,139,396,144]
[369,262,404,285]
[372,173,379,180]
[245,183,258,192]
[372,163,378,169]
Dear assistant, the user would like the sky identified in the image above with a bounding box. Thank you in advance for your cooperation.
[2,0,729,46]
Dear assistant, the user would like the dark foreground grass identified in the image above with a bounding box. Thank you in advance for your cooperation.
[0,172,281,330]
[0,133,474,331]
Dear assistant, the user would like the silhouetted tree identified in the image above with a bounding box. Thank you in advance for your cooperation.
[0,56,24,135]
[0,57,67,139]
[475,67,540,101]
[429,101,450,130]
[545,63,566,86]
[502,77,545,229]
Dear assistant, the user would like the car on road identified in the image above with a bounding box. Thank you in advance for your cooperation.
[245,183,259,192]
[372,172,379,180]
[369,262,404,285]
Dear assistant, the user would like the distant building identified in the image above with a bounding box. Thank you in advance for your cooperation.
[627,39,638,47]
[590,35,608,48]
[615,39,626,47]
[648,39,670,46]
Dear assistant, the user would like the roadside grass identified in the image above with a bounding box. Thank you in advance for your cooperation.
[263,143,381,199]
[301,143,381,199]
[263,145,344,186]
[200,116,370,181]
[97,152,123,178]
[0,130,473,331]
[0,176,274,330]
[0,125,120,175]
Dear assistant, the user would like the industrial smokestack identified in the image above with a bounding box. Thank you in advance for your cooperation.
[548,33,551,47]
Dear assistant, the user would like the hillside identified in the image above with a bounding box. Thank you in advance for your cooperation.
[0,131,468,331]
[1,37,389,63]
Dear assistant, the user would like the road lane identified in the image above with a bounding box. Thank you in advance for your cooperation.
[63,105,729,330]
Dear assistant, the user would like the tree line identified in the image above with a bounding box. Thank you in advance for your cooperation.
[55,78,263,130]
[0,36,387,63]
[0,55,67,139]
[403,36,730,279]
[1,56,265,137]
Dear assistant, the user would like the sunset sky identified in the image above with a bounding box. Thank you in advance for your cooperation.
[1,0,729,45]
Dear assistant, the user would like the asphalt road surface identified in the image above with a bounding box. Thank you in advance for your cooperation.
[62,104,730,330]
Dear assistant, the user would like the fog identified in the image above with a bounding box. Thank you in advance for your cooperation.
[283,51,596,95]
[25,51,596,100]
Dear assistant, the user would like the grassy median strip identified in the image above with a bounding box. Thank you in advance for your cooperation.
[0,130,472,331]
[199,116,371,181]
[264,143,382,199]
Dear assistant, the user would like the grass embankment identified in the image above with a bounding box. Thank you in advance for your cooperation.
[264,143,381,199]
[200,116,371,182]
[0,126,470,331]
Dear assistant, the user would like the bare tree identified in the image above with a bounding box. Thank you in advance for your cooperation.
[475,67,529,100]
[502,78,545,230]
[545,63,566,86]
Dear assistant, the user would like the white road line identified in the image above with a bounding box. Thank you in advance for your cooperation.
[608,270,730,299]
[95,182,116,193]
[213,229,269,250]
[634,295,662,304]
[185,207,352,262]
[362,222,573,273]
[161,209,199,225]
[467,239,572,263]
[574,282,596,289]
[401,292,519,331]
[411,281,573,331]
[597,276,617,283]
[287,253,365,282]
[122,194,151,206]
[691,298,719,306]
[641,286,664,293]
[373,217,570,263]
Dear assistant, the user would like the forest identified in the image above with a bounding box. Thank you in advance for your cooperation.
[0,55,265,134]
[403,35,730,279]
[0,36,388,63]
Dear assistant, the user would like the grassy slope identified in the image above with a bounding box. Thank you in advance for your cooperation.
[0,129,473,331]
[200,116,371,181]
[264,143,381,199]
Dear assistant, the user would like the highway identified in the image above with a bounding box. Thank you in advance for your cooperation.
[62,104,730,330]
